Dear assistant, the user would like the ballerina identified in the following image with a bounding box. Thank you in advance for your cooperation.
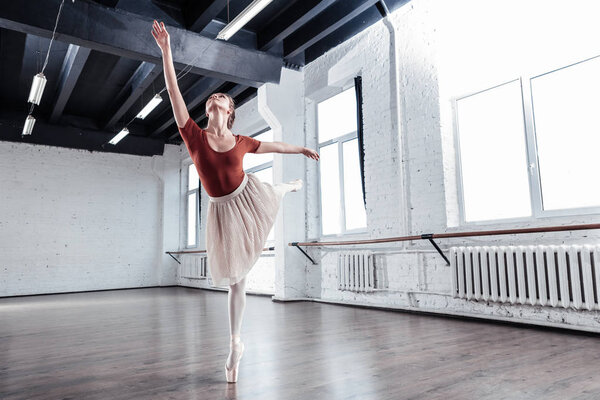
[151,20,319,383]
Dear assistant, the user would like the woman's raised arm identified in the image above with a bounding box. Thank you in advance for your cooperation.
[151,20,190,129]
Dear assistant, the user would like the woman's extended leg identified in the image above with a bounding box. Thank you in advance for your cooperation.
[226,275,247,369]
[272,179,303,198]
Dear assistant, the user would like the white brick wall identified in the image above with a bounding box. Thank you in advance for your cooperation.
[0,140,180,296]
[302,0,600,332]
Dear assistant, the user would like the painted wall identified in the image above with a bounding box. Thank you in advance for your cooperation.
[302,0,600,332]
[0,140,182,297]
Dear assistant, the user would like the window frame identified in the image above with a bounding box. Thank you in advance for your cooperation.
[316,86,368,239]
[452,57,600,227]
[185,162,200,248]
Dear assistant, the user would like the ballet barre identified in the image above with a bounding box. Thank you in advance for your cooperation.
[165,246,275,264]
[288,223,600,266]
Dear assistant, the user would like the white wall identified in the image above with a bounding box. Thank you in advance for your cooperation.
[301,0,600,332]
[0,140,181,296]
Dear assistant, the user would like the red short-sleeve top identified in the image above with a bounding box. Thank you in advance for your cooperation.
[178,116,262,197]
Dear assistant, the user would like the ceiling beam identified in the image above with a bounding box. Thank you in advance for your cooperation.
[49,44,91,123]
[283,0,380,59]
[150,76,223,138]
[0,29,26,103]
[305,5,381,64]
[0,108,164,157]
[103,61,162,130]
[0,0,282,87]
[257,0,337,51]
[184,0,228,33]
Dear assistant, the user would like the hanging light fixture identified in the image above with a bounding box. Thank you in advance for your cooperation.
[27,73,47,105]
[217,0,274,41]
[22,115,36,136]
[136,93,163,119]
[23,0,69,136]
[109,127,129,145]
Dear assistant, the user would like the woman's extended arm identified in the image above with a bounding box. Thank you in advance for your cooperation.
[256,141,320,161]
[151,20,189,129]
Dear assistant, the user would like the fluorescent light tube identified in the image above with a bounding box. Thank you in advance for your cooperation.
[109,127,129,145]
[22,115,36,135]
[136,93,163,119]
[28,73,47,105]
[217,0,274,41]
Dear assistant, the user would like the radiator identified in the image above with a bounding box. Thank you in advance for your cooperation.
[450,245,600,310]
[338,250,376,292]
[180,255,208,279]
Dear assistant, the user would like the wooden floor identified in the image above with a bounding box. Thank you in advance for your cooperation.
[1,287,600,400]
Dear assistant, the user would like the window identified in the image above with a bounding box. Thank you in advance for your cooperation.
[317,86,367,236]
[244,128,275,244]
[530,56,600,211]
[186,163,199,247]
[453,55,600,224]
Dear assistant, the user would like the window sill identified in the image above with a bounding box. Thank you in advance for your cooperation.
[307,229,369,242]
[447,213,600,234]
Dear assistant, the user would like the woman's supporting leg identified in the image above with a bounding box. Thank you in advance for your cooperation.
[227,275,247,369]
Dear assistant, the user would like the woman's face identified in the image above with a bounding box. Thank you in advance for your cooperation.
[206,93,229,114]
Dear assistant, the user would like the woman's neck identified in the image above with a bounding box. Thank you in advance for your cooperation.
[206,114,230,137]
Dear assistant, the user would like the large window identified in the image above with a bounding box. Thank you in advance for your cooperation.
[317,86,367,236]
[244,128,275,244]
[186,163,199,247]
[454,55,600,224]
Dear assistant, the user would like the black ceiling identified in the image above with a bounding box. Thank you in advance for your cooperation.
[0,0,410,157]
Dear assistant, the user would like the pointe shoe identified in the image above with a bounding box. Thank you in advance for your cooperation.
[224,340,244,383]
[290,178,303,192]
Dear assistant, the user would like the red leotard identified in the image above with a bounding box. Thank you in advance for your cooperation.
[178,116,262,197]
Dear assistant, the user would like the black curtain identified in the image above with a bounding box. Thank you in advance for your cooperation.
[354,76,366,208]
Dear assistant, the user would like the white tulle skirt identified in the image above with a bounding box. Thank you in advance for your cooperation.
[205,173,297,287]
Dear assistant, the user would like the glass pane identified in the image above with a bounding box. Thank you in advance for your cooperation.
[319,143,341,235]
[342,139,367,230]
[531,57,600,210]
[244,129,274,170]
[188,164,199,190]
[317,87,357,143]
[187,192,197,246]
[456,80,531,222]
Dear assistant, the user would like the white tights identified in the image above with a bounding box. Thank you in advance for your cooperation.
[227,276,247,369]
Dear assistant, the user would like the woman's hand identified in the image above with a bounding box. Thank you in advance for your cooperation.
[151,20,170,53]
[301,147,320,161]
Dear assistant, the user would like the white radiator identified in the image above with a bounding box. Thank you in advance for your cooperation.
[450,245,600,310]
[180,255,208,279]
[338,251,376,292]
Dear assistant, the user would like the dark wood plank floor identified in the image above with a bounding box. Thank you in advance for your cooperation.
[1,287,600,400]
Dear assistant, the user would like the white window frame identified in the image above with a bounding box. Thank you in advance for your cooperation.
[316,86,368,238]
[185,161,200,248]
[452,55,600,227]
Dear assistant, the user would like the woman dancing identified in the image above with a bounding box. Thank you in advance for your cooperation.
[151,20,320,383]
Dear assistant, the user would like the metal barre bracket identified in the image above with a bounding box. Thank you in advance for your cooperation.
[421,234,450,266]
[165,252,181,264]
[290,242,318,265]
